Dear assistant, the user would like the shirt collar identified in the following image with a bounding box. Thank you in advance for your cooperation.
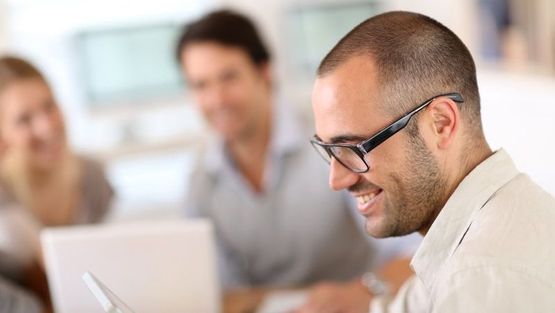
[411,149,520,291]
[203,97,304,176]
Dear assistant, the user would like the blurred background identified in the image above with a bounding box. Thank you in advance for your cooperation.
[1,0,553,221]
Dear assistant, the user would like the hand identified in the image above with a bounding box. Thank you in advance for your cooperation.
[293,280,371,313]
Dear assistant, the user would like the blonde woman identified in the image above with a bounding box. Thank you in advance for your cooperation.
[0,56,114,312]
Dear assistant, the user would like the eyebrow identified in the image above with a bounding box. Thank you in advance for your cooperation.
[316,134,368,144]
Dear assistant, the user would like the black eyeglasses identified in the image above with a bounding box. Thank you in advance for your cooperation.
[310,92,464,173]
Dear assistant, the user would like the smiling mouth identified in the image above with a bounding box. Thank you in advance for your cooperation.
[356,189,382,205]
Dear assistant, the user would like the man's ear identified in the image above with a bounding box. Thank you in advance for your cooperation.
[427,97,460,149]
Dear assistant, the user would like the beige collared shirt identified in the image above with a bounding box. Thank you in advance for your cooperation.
[371,149,555,312]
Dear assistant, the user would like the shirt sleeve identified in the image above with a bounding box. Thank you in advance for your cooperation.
[0,276,43,313]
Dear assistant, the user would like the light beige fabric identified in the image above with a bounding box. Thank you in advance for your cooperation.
[371,149,555,313]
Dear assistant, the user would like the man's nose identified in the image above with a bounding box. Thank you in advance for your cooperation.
[329,158,358,191]
[205,83,229,107]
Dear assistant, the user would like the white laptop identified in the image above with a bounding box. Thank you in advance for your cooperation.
[41,219,220,313]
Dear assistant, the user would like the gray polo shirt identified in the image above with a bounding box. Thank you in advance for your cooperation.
[184,101,377,289]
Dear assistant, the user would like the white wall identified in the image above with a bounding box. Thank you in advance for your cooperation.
[386,0,478,54]
[479,70,555,194]
[0,0,8,52]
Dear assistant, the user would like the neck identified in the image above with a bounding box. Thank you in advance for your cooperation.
[450,139,493,197]
[227,101,272,193]
[419,138,493,236]
[25,151,73,186]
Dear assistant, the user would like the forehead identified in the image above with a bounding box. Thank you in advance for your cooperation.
[180,42,253,78]
[0,79,50,106]
[312,56,384,142]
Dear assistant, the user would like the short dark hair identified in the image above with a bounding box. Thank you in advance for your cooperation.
[318,11,482,136]
[175,9,270,66]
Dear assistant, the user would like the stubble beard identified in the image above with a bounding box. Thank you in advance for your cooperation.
[368,133,447,238]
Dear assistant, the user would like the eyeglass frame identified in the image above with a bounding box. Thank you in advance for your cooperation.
[310,92,464,173]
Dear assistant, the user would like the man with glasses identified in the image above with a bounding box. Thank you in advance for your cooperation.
[308,11,555,312]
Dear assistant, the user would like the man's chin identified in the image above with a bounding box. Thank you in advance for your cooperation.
[365,221,392,238]
[215,125,241,141]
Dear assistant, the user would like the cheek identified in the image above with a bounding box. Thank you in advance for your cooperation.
[364,152,400,178]
[50,111,65,132]
[53,108,63,122]
[368,132,410,171]
[226,81,251,106]
[365,148,410,206]
[1,127,32,149]
[192,93,215,117]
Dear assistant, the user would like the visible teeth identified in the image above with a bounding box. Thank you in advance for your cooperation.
[356,191,379,205]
